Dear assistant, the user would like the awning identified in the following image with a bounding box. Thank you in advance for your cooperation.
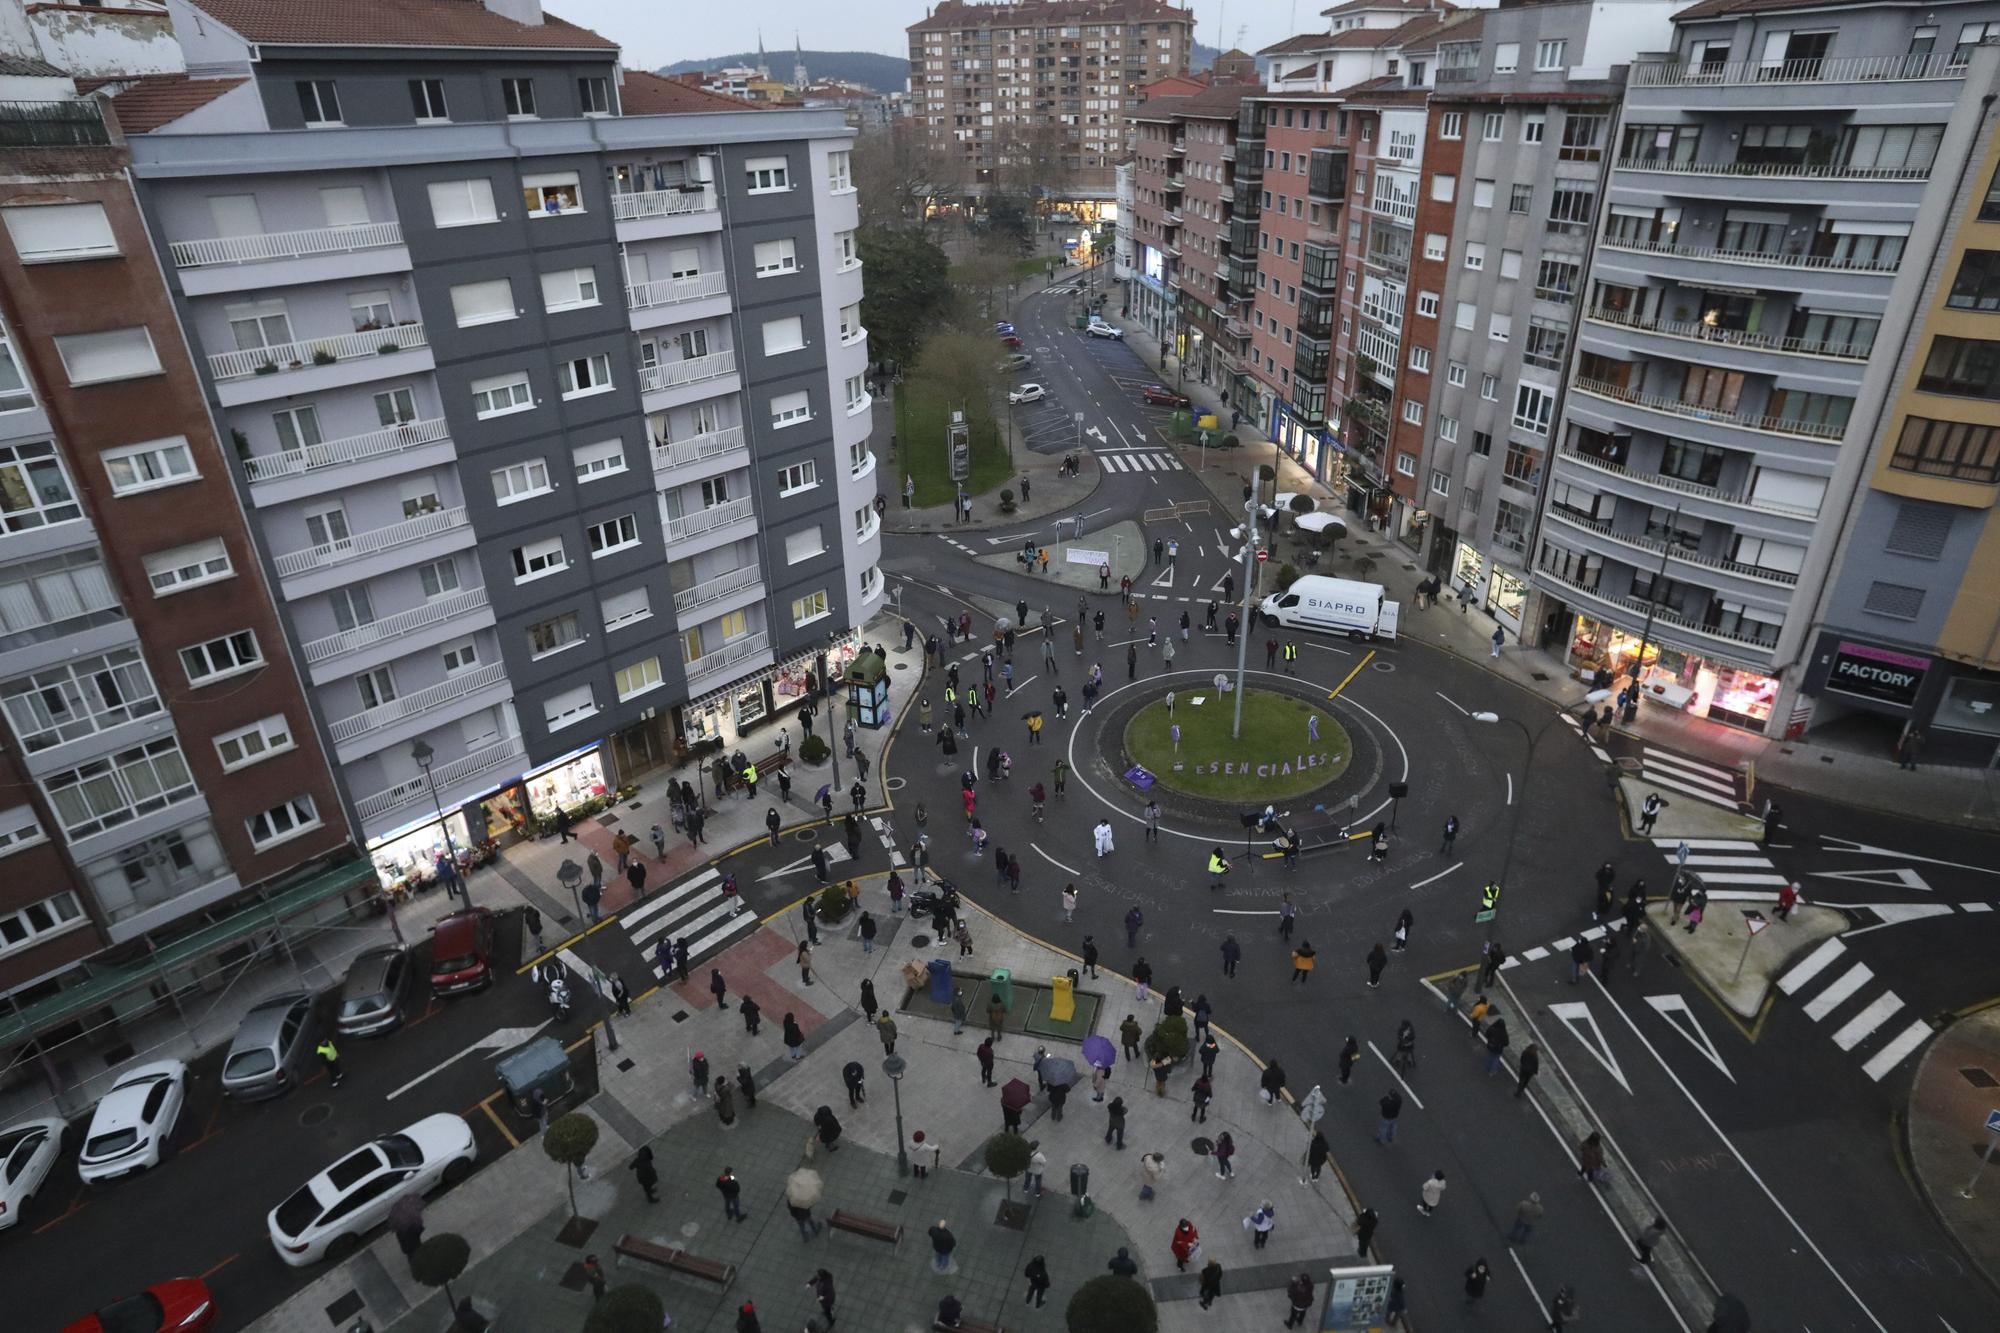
[685,634,850,715]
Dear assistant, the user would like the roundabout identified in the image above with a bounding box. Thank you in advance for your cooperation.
[1122,686,1350,802]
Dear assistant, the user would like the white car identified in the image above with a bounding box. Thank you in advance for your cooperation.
[1084,323,1124,339]
[1009,383,1047,404]
[77,1059,187,1184]
[268,1113,475,1266]
[0,1116,63,1228]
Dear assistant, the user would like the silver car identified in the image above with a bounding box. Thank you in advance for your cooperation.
[337,946,412,1037]
[220,991,316,1100]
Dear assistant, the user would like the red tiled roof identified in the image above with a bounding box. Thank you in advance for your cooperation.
[107,74,247,134]
[1393,11,1479,50]
[620,70,765,115]
[1259,32,1337,56]
[1673,0,1827,17]
[911,0,1193,33]
[185,0,616,50]
[1319,0,1454,17]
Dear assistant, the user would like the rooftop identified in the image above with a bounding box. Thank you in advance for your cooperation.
[620,70,765,115]
[106,74,246,134]
[910,0,1194,33]
[182,0,616,51]
[1320,0,1455,16]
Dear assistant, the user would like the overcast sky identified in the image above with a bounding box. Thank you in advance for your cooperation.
[552,1,1346,71]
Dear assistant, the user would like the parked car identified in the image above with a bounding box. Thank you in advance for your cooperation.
[59,1277,215,1333]
[0,1116,63,1229]
[267,1113,476,1267]
[998,333,1022,348]
[337,946,413,1037]
[1009,383,1047,405]
[77,1060,187,1184]
[1084,322,1124,339]
[996,352,1033,373]
[430,908,498,996]
[1141,385,1190,409]
[994,321,1015,335]
[220,992,317,1101]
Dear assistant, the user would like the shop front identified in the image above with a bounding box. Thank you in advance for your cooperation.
[367,808,475,894]
[674,636,861,759]
[477,743,612,843]
[1271,400,1339,483]
[1564,614,1781,733]
[1487,565,1528,633]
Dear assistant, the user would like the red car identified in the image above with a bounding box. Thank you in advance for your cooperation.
[998,334,1022,349]
[1142,385,1191,409]
[62,1277,215,1333]
[429,907,498,996]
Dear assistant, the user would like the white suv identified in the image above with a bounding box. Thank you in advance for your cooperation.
[269,1113,476,1266]
[77,1060,187,1184]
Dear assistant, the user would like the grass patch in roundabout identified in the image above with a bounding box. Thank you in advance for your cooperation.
[1122,687,1350,802]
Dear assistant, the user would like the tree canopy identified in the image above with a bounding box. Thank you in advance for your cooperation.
[857,227,953,368]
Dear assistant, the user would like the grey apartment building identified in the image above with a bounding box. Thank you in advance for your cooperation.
[123,0,878,879]
[1529,0,2000,736]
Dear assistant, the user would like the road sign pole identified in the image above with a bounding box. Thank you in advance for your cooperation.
[1962,1112,2000,1198]
[1732,911,1769,983]
[1731,932,1756,983]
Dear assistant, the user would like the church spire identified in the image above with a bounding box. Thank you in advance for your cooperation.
[756,29,769,80]
[792,31,809,88]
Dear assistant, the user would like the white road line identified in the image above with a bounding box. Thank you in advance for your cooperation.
[1639,771,1742,809]
[1802,961,1874,1021]
[1861,1018,1932,1082]
[1506,773,1513,805]
[1644,750,1738,786]
[1408,862,1461,891]
[1652,838,1762,850]
[1776,936,1847,994]
[619,869,722,932]
[1213,908,1282,915]
[1590,747,1613,763]
[1032,843,1080,876]
[1521,946,1549,961]
[1434,691,1467,715]
[1831,992,1904,1051]
[1679,854,1774,869]
[1963,902,1995,912]
[1366,1040,1425,1109]
[1551,935,1575,951]
[1506,1250,1553,1324]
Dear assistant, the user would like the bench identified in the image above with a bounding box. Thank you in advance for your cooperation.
[828,1208,902,1246]
[715,750,793,795]
[935,1318,1003,1333]
[613,1234,736,1289]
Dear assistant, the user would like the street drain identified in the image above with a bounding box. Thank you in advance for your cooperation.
[300,1102,333,1128]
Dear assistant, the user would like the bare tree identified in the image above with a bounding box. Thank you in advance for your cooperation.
[854,123,964,231]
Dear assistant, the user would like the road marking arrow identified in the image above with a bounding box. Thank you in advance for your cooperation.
[758,843,850,883]
[1085,426,1106,443]
[1806,866,1934,893]
[1549,1001,1632,1094]
[1643,994,1735,1082]
[388,1022,550,1100]
[1818,837,2000,876]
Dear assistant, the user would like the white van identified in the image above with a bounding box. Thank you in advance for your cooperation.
[1260,575,1400,641]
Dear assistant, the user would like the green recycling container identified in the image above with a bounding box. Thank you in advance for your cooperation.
[990,967,1014,1010]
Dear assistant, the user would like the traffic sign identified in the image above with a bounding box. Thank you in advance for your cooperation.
[1743,909,1768,936]
[1473,909,1497,924]
[1986,1109,2000,1134]
[1256,548,1269,563]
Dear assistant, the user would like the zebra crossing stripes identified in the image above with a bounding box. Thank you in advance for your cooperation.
[1639,746,1743,809]
[1097,451,1183,473]
[1651,837,1788,889]
[617,866,759,981]
[1774,934,1932,1081]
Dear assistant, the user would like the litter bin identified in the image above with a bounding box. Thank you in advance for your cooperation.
[927,957,955,1003]
[990,967,1014,1011]
[1069,1163,1090,1196]
[1049,973,1074,1023]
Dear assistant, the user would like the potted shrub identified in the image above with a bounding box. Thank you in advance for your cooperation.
[230,428,250,459]
[1277,562,1298,590]
[311,347,336,365]
[816,881,852,924]
[1145,1014,1189,1065]
[800,733,831,765]
[1067,1275,1158,1333]
[1220,433,1239,450]
[377,339,401,354]
[999,487,1017,514]
[254,360,279,376]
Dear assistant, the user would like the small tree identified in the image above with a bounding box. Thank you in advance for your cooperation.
[584,1284,665,1333]
[543,1112,599,1221]
[983,1130,1032,1201]
[1257,463,1277,506]
[999,486,1017,513]
[1354,554,1377,582]
[800,733,831,764]
[1221,434,1240,450]
[1067,1274,1159,1333]
[1277,563,1299,592]
[817,881,852,922]
[1145,1014,1190,1063]
[410,1233,470,1313]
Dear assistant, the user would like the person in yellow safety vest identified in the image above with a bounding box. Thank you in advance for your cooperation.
[316,1037,343,1087]
[1208,848,1231,892]
[1283,642,1300,676]
[945,684,958,708]
[743,763,759,799]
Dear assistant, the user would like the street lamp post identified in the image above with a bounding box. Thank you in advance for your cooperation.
[1231,497,1260,741]
[411,740,466,905]
[556,859,584,925]
[883,1054,910,1176]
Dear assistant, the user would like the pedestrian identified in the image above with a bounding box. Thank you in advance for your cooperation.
[1198,1257,1223,1309]
[1599,928,1621,979]
[581,878,602,925]
[714,1075,737,1125]
[1639,791,1666,834]
[1265,637,1279,670]
[1901,725,1926,770]
[1376,1090,1402,1143]
[716,1166,745,1222]
[1509,1192,1544,1243]
[1777,881,1800,921]
[1285,1273,1315,1328]
[1478,938,1505,987]
[1126,643,1137,681]
[1352,1205,1378,1257]
[813,1104,843,1154]
[737,1064,758,1108]
[1061,883,1078,921]
[1465,1256,1492,1302]
[1198,1031,1219,1078]
[1104,1094,1128,1148]
[1220,934,1241,977]
[611,974,631,1017]
[1290,941,1317,983]
[1124,903,1142,946]
[1484,1017,1511,1075]
[1418,1169,1448,1216]
[1762,801,1783,845]
[807,1268,837,1326]
[1151,1051,1173,1095]
[1119,1013,1143,1061]
[555,806,574,844]
[1629,919,1653,974]
[1550,1284,1580,1331]
[1365,942,1388,987]
[1023,1255,1051,1308]
[976,1037,996,1087]
[1171,1218,1200,1271]
[877,1012,898,1054]
[523,906,544,953]
[1191,992,1212,1037]
[1391,1019,1416,1073]
[927,1219,957,1274]
[1392,908,1412,952]
[1578,1131,1608,1184]
[1491,625,1505,657]
[797,939,814,986]
[859,977,878,1023]
[1669,873,1691,925]
[1631,1215,1669,1274]
[843,1059,867,1107]
[1259,1061,1286,1107]
[1569,936,1593,985]
[1516,1042,1541,1098]
[787,1194,822,1240]
[1371,821,1389,863]
[1246,1200,1275,1248]
[1338,1035,1360,1085]
[1684,896,1705,935]
[1107,1247,1139,1277]
[909,1130,936,1178]
[1440,814,1459,854]
[315,1036,343,1088]
[583,1253,606,1299]
[1279,893,1296,939]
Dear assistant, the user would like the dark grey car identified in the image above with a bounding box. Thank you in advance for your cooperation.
[220,992,316,1100]
[337,946,412,1037]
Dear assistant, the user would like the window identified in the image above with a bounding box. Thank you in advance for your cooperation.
[1548,187,1595,233]
[522,170,581,215]
[1535,257,1579,303]
[839,304,864,344]
[558,355,613,398]
[1473,431,1492,456]
[1464,242,1486,271]
[440,639,479,674]
[1948,251,2000,311]
[372,387,417,428]
[1439,112,1463,140]
[409,78,448,122]
[777,460,818,495]
[1402,400,1424,425]
[0,322,30,412]
[0,442,81,534]
[490,458,550,504]
[1503,439,1543,486]
[296,80,342,126]
[180,630,261,685]
[666,248,700,280]
[428,179,497,228]
[1523,319,1568,370]
[1892,416,2000,482]
[1509,183,1533,216]
[55,327,159,385]
[1455,302,1477,331]
[1489,313,1513,343]
[143,538,232,596]
[762,316,806,356]
[601,586,650,631]
[1482,112,1504,142]
[1431,174,1456,203]
[587,514,639,557]
[615,656,663,700]
[214,715,293,772]
[347,288,394,332]
[248,796,321,849]
[1494,42,1520,73]
[792,589,830,626]
[543,684,597,730]
[846,374,869,413]
[449,278,515,328]
[572,438,625,481]
[786,526,825,564]
[1423,233,1446,261]
[512,537,567,582]
[754,238,798,276]
[1560,113,1606,162]
[524,613,582,660]
[836,229,860,269]
[1521,114,1546,145]
[502,77,537,118]
[472,371,534,418]
[1536,39,1568,70]
[578,76,610,115]
[42,737,196,839]
[1394,453,1417,477]
[771,390,811,428]
[0,806,44,858]
[0,890,82,956]
[746,155,791,192]
[418,558,459,598]
[1417,292,1439,318]
[1409,346,1431,373]
[1439,416,1459,442]
[1863,581,1926,620]
[827,150,854,191]
[3,203,117,262]
[1918,337,2000,401]
[2,649,160,752]
[101,437,196,496]
[540,267,598,311]
[1447,362,1467,387]
[1480,373,1500,400]
[1514,383,1554,434]
[1430,469,1452,497]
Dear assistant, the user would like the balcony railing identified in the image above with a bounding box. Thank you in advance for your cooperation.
[170,221,404,269]
[1434,65,1480,84]
[328,662,507,744]
[856,510,882,544]
[210,322,429,382]
[1584,308,1873,361]
[652,425,746,473]
[1556,445,1821,518]
[272,505,468,579]
[685,629,771,683]
[673,565,762,615]
[244,418,450,483]
[850,449,877,483]
[1533,566,1779,652]
[1613,156,1930,182]
[301,588,489,666]
[1570,379,1846,441]
[640,350,736,394]
[1631,52,1960,88]
[664,496,754,543]
[354,738,524,822]
[1595,236,1901,274]
[1544,507,1800,586]
[626,271,728,310]
[612,186,717,221]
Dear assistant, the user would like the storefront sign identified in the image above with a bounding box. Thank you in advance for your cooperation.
[1827,642,1930,708]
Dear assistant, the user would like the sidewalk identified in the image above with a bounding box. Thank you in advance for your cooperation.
[1906,1006,2000,1301]
[246,881,1363,1332]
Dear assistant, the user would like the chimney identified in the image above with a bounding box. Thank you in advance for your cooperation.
[482,0,545,26]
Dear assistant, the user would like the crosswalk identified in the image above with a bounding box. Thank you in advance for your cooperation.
[1650,837,1789,892]
[1097,450,1183,473]
[1638,745,1744,810]
[1776,935,1932,1081]
[617,866,760,983]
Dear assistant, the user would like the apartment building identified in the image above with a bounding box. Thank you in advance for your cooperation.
[110,0,876,880]
[1127,82,1251,368]
[908,0,1196,202]
[1531,1,2000,737]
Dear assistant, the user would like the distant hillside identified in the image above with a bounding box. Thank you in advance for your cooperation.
[658,50,909,95]
[1192,40,1221,70]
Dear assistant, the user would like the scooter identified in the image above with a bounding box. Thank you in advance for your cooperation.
[908,882,961,921]
[547,972,572,1022]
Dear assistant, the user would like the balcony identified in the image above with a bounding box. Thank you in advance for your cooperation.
[1355,325,1401,383]
[1631,52,1959,88]
[664,496,754,543]
[850,449,877,484]
[1612,157,1929,183]
[626,270,728,311]
[1570,379,1845,441]
[1533,565,1780,655]
[685,629,772,685]
[171,222,404,270]
[1595,236,1901,275]
[273,505,469,580]
[1555,445,1821,519]
[209,322,429,382]
[673,565,762,616]
[244,418,450,486]
[354,737,527,826]
[328,661,508,746]
[1434,65,1479,85]
[856,509,882,544]
[1542,507,1800,586]
[652,425,747,476]
[1220,143,1235,161]
[612,185,718,222]
[1584,308,1871,363]
[640,350,737,395]
[301,588,491,669]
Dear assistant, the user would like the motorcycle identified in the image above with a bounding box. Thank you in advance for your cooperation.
[547,972,572,1022]
[908,881,961,921]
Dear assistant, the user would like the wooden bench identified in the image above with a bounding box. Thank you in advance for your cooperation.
[715,750,793,795]
[613,1234,736,1289]
[827,1208,902,1246]
[934,1317,1003,1333]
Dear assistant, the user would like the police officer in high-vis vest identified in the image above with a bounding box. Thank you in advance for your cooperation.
[1283,641,1300,676]
[1208,848,1231,892]
[316,1036,343,1088]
